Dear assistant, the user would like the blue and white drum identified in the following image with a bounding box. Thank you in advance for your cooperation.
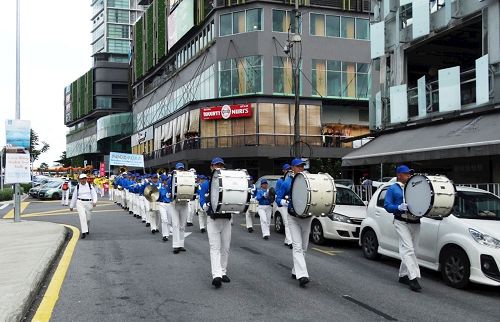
[210,169,251,214]
[291,172,336,217]
[405,174,456,218]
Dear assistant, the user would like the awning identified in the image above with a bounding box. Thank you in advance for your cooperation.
[342,112,500,166]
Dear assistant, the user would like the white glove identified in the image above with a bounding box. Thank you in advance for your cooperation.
[203,203,210,211]
[263,193,268,198]
[398,203,408,211]
[280,199,289,207]
[166,193,171,198]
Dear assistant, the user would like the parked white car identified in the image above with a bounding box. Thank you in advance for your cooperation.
[360,184,500,288]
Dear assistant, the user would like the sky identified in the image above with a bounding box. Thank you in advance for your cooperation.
[0,1,92,167]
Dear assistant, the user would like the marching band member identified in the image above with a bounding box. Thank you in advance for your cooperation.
[140,175,150,225]
[158,174,173,242]
[171,163,189,254]
[61,178,71,206]
[256,179,272,240]
[197,175,207,233]
[146,174,162,234]
[384,165,422,292]
[69,173,98,239]
[109,176,115,202]
[245,176,256,233]
[276,158,311,287]
[186,168,197,227]
[276,164,293,248]
[199,157,232,288]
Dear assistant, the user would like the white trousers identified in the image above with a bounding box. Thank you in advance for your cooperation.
[288,214,313,279]
[258,205,272,237]
[187,200,197,223]
[158,202,173,237]
[61,190,70,206]
[245,210,253,229]
[207,217,232,278]
[76,200,93,234]
[278,206,292,244]
[109,188,114,201]
[171,202,189,248]
[394,220,421,280]
[116,190,122,205]
[123,190,129,208]
[198,209,207,230]
[149,202,160,231]
[141,196,150,224]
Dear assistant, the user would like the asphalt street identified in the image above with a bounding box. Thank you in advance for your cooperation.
[6,197,500,322]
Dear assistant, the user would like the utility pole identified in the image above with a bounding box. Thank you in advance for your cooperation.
[14,0,21,222]
[291,0,302,158]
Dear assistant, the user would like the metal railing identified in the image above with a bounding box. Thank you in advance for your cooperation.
[353,185,374,203]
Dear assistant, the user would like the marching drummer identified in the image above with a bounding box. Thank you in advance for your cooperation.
[171,163,190,254]
[276,158,311,287]
[199,157,233,288]
[384,165,422,292]
[245,176,256,233]
[256,179,272,240]
[276,164,293,248]
[197,175,208,233]
[187,168,197,227]
[158,174,173,242]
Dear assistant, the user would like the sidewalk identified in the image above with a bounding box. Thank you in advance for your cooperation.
[0,220,67,322]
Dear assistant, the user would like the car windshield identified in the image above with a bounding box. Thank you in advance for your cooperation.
[45,181,62,188]
[336,179,354,186]
[336,187,365,206]
[453,191,500,220]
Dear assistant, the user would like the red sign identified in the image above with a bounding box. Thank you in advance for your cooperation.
[99,162,105,177]
[201,104,252,120]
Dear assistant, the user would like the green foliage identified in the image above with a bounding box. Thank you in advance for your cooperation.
[20,183,32,192]
[30,129,50,162]
[0,188,14,201]
[59,151,70,167]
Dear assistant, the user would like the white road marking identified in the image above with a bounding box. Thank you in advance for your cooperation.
[0,204,9,210]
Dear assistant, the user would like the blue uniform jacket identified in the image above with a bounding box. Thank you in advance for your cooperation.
[384,183,405,215]
[276,175,293,209]
[256,188,271,205]
[158,179,172,203]
[198,180,210,207]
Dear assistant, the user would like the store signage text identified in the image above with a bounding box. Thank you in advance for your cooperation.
[201,104,252,120]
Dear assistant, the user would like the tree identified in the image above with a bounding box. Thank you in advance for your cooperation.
[59,151,70,167]
[30,130,50,162]
[39,162,49,171]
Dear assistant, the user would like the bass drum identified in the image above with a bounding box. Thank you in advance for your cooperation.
[172,170,197,202]
[291,172,336,217]
[405,174,456,218]
[211,169,251,214]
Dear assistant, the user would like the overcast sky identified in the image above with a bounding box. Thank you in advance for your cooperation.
[0,1,92,166]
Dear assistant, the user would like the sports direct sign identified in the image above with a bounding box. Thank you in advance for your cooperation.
[201,104,252,120]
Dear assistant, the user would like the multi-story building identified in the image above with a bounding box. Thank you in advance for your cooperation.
[131,0,374,178]
[64,1,147,168]
[343,0,500,184]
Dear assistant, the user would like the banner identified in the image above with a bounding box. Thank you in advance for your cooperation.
[4,153,31,184]
[201,104,252,120]
[99,162,106,176]
[5,119,31,151]
[109,152,144,168]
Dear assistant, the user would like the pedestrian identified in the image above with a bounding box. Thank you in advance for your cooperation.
[276,158,311,287]
[171,163,190,254]
[61,178,70,206]
[384,165,422,292]
[70,173,97,239]
[276,164,293,248]
[256,179,272,240]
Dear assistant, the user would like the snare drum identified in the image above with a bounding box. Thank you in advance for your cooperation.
[211,169,251,214]
[405,174,456,218]
[172,170,197,202]
[291,172,336,217]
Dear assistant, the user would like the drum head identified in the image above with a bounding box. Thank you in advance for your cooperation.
[291,174,308,216]
[405,175,432,217]
[210,171,220,212]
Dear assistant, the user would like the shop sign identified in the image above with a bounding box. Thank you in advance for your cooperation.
[201,104,252,120]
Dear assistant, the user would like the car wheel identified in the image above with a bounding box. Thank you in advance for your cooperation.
[311,220,325,245]
[274,213,284,234]
[441,247,470,289]
[52,193,60,200]
[361,229,381,260]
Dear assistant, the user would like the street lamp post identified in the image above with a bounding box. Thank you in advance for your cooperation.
[14,0,21,222]
[292,0,301,158]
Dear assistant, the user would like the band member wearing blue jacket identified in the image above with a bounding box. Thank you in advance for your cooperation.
[158,174,173,242]
[199,157,232,289]
[276,158,311,287]
[384,165,422,292]
[276,164,293,248]
[256,179,273,239]
[171,163,190,254]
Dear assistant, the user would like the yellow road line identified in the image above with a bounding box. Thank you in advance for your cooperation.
[20,203,116,216]
[3,202,30,219]
[32,224,80,322]
[311,247,343,256]
[21,209,121,218]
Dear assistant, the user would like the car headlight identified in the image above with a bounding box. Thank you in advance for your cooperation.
[469,229,500,249]
[327,213,352,223]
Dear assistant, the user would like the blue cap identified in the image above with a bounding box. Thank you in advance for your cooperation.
[198,175,207,180]
[261,179,268,185]
[282,163,291,171]
[396,165,413,174]
[211,157,225,165]
[175,162,185,170]
[291,158,306,167]
[151,174,159,179]
[161,174,168,181]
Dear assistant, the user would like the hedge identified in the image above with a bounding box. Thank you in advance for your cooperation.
[0,186,28,202]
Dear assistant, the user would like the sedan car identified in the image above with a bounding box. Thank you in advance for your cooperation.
[360,184,500,288]
[37,180,66,200]
[310,185,367,245]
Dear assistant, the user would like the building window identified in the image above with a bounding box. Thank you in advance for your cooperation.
[219,8,263,37]
[326,15,340,37]
[312,60,370,99]
[96,96,112,109]
[219,56,262,97]
[108,39,130,54]
[311,14,369,40]
[107,0,129,8]
[273,56,301,95]
[272,9,301,33]
[93,37,105,54]
[108,8,129,23]
[356,18,369,40]
[108,24,129,39]
[341,16,355,39]
[310,13,325,36]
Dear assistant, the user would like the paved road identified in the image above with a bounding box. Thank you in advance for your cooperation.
[16,198,500,321]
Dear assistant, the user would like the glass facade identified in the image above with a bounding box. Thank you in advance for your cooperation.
[108,24,129,38]
[273,56,301,95]
[95,96,112,109]
[108,39,130,54]
[310,13,369,40]
[312,60,370,99]
[96,113,132,141]
[219,56,263,97]
[107,0,129,8]
[108,8,129,23]
[272,9,301,33]
[219,8,263,37]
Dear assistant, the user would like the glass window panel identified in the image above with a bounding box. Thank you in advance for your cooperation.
[306,105,321,145]
[217,120,232,147]
[341,17,355,39]
[356,73,369,99]
[389,84,409,123]
[232,118,246,146]
[356,18,369,40]
[244,104,257,145]
[273,57,284,94]
[273,9,286,32]
[327,71,341,97]
[233,11,245,34]
[310,14,325,36]
[370,21,385,59]
[258,103,274,145]
[201,119,216,148]
[342,62,356,97]
[312,59,326,96]
[475,54,489,105]
[274,104,291,146]
[220,13,232,36]
[219,68,231,97]
[326,15,340,37]
[438,66,461,112]
[246,8,262,32]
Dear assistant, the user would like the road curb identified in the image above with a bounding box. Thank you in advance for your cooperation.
[0,221,67,322]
